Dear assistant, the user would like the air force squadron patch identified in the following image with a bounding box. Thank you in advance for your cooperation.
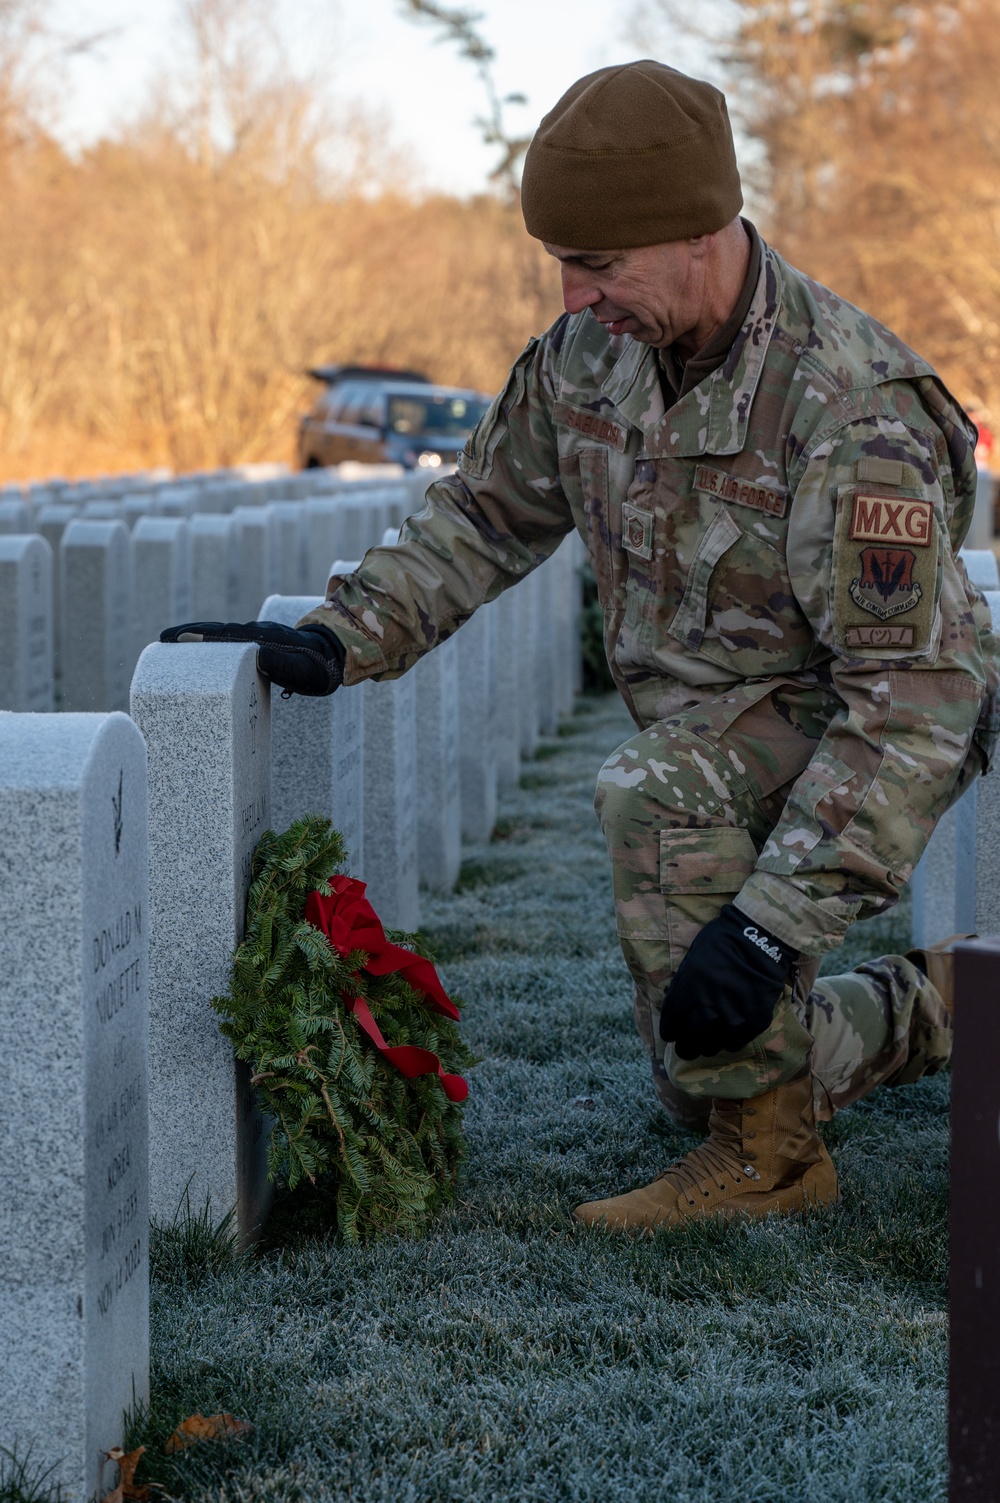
[849,547,922,620]
[834,486,939,656]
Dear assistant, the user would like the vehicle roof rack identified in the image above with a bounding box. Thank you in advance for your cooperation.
[306,364,432,385]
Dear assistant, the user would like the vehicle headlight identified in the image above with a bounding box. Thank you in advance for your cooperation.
[417,452,443,468]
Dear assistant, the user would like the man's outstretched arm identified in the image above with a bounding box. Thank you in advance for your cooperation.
[159,619,345,697]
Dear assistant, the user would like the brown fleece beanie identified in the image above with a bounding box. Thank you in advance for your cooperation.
[521,60,743,249]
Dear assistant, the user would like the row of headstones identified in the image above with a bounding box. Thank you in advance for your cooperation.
[0,465,433,714]
[911,549,1000,947]
[0,531,584,1499]
[268,533,584,919]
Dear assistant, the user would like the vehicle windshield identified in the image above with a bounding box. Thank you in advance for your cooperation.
[388,393,489,438]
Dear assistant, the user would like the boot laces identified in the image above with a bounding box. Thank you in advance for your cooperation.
[656,1104,758,1201]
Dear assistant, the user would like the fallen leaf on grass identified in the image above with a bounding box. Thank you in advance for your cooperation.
[165,1412,252,1453]
[102,1445,149,1500]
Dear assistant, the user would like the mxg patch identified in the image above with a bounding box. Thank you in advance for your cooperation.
[849,494,933,547]
[694,465,788,518]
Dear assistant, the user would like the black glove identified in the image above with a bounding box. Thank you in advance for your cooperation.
[659,903,796,1060]
[159,620,345,697]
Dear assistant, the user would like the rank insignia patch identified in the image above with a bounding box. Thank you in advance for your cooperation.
[622,502,654,560]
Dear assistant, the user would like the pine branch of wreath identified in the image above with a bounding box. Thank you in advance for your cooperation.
[212,817,476,1240]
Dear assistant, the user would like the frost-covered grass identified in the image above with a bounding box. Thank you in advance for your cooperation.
[134,693,945,1503]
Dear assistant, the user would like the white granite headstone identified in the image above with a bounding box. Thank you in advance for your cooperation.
[0,535,54,711]
[361,662,419,930]
[516,569,540,759]
[37,503,79,679]
[61,519,131,712]
[910,795,974,948]
[535,557,560,736]
[916,592,1000,941]
[190,513,238,620]
[550,537,581,718]
[959,547,1000,592]
[0,498,31,533]
[270,502,307,595]
[122,494,157,530]
[967,467,996,551]
[336,495,385,564]
[568,530,585,698]
[457,605,497,841]
[130,644,273,1240]
[947,593,1000,935]
[81,500,122,522]
[131,517,192,669]
[156,486,198,519]
[0,711,150,1503]
[383,484,412,530]
[259,594,365,876]
[490,588,521,788]
[303,499,342,594]
[231,505,280,619]
[413,632,461,890]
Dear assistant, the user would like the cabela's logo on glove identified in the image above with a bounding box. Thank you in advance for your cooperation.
[741,924,785,964]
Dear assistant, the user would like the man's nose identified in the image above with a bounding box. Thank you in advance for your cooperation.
[560,266,601,316]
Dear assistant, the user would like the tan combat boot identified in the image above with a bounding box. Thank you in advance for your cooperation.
[905,933,975,1017]
[573,1074,838,1231]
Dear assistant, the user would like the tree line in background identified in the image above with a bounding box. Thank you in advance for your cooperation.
[0,0,560,478]
[639,0,1000,432]
[1,0,999,478]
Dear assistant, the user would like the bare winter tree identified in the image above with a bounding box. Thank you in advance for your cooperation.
[633,0,1000,422]
[0,0,563,478]
[397,0,532,199]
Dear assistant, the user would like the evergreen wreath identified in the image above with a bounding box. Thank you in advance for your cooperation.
[212,817,476,1240]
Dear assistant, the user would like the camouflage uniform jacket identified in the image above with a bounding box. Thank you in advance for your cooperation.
[299,238,999,956]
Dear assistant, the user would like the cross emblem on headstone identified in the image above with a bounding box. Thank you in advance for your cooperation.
[249,685,258,754]
[112,769,123,855]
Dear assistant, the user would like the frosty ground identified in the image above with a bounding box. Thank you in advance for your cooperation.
[115,693,943,1502]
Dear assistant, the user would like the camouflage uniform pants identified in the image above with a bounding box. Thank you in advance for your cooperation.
[594,680,954,1127]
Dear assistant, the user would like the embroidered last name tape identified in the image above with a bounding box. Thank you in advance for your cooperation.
[554,401,628,453]
[694,464,787,518]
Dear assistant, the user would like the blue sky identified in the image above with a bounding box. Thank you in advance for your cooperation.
[48,0,719,195]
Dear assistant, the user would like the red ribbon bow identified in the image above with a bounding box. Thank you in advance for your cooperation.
[304,875,468,1103]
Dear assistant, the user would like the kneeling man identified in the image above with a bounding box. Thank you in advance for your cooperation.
[165,61,998,1229]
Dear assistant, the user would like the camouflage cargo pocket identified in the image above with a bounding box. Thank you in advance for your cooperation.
[458,338,537,482]
[660,825,759,969]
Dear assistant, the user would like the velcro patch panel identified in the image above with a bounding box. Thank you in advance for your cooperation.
[834,484,939,657]
[855,457,924,488]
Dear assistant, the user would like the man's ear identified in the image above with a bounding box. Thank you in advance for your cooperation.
[688,233,715,260]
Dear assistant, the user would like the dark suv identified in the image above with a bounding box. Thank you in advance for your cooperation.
[297,365,492,471]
